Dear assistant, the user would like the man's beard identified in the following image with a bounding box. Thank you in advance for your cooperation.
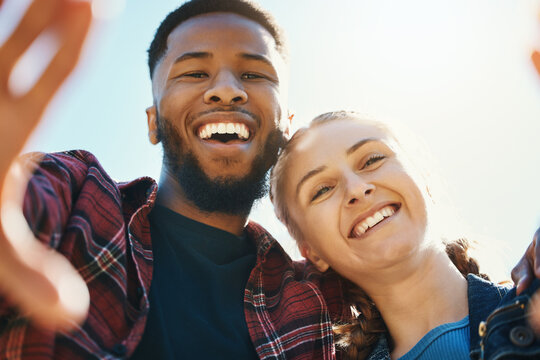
[157,115,285,216]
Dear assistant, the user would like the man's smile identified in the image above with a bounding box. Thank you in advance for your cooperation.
[198,122,250,141]
[191,111,259,156]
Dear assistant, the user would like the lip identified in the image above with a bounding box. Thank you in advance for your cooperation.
[347,202,401,239]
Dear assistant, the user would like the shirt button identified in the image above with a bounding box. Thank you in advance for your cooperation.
[478,321,487,337]
[111,343,127,357]
[509,326,535,347]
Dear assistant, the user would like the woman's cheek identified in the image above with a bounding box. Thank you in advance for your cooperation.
[304,204,332,237]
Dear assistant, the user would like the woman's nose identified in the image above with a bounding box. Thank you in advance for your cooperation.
[345,174,375,206]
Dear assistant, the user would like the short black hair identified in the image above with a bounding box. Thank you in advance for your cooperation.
[147,0,287,79]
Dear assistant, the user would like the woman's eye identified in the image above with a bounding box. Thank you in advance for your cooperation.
[311,185,332,202]
[362,154,386,169]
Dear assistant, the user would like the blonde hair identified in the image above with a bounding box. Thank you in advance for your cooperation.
[270,111,488,359]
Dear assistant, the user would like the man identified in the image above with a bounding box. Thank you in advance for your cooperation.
[0,0,538,359]
[0,0,344,358]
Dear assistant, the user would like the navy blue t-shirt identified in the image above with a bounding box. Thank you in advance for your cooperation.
[131,205,258,359]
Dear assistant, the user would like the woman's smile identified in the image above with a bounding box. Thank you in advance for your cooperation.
[348,203,401,239]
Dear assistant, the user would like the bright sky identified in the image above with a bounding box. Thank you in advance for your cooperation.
[1,0,539,280]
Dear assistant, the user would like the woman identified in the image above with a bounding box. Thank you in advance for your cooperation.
[270,111,540,359]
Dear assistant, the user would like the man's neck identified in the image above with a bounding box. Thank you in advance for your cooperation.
[156,170,249,237]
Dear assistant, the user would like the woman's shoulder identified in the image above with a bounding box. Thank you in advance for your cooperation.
[468,274,540,359]
[467,274,512,306]
[467,273,540,318]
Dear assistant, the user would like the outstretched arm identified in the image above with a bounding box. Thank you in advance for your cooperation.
[511,43,540,294]
[0,0,92,331]
[512,24,540,333]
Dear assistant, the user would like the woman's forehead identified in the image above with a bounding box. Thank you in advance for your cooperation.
[294,119,390,155]
[282,120,391,192]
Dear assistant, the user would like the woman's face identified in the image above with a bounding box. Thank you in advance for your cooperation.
[283,119,429,280]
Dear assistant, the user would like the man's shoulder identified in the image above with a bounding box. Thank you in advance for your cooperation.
[21,149,109,185]
[24,149,101,167]
[467,274,512,332]
[23,149,158,223]
[245,220,350,323]
[26,149,156,193]
[245,220,291,267]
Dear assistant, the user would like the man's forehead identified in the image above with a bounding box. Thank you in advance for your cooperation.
[165,12,278,56]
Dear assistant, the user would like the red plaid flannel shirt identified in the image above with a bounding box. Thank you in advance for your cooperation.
[0,150,351,359]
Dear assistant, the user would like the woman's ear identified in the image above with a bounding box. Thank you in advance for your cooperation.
[299,242,329,272]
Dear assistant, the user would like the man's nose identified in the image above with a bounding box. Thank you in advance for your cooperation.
[344,173,375,207]
[204,71,247,105]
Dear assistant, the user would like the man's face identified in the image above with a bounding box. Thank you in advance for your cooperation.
[147,13,289,192]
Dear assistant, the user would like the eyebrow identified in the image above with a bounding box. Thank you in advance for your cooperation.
[295,138,379,197]
[346,138,378,155]
[295,165,327,197]
[172,51,212,65]
[238,53,274,67]
[172,52,274,67]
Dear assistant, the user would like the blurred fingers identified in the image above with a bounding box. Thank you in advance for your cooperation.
[0,235,90,331]
[511,245,534,295]
[23,0,92,120]
[534,228,540,277]
[0,159,89,330]
[0,0,63,95]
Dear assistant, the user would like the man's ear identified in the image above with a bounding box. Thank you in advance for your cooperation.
[146,106,160,145]
[299,242,329,272]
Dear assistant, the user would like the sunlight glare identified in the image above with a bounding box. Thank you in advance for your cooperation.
[91,0,126,20]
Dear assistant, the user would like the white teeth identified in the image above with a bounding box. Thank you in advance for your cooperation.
[351,205,397,238]
[373,212,384,223]
[198,122,251,140]
[365,216,377,228]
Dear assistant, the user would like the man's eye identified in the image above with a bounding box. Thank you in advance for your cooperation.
[362,154,386,169]
[183,72,208,79]
[311,185,332,202]
[241,73,264,80]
